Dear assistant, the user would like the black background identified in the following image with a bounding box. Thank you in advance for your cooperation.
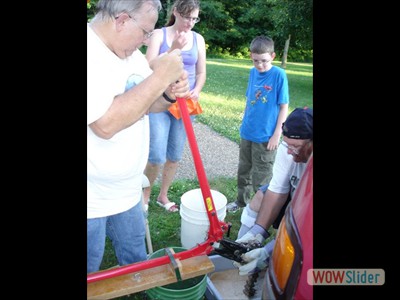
[313,1,392,299]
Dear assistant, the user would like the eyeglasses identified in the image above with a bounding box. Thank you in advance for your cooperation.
[280,140,301,155]
[180,14,200,23]
[115,13,154,39]
[129,15,154,39]
[252,58,272,65]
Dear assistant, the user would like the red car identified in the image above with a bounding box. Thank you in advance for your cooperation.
[263,153,313,299]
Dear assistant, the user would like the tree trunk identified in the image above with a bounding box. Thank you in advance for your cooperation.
[280,34,291,69]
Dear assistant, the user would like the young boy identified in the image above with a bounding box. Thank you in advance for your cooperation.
[227,35,289,212]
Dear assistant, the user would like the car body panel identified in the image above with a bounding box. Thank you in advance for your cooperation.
[292,154,313,299]
[264,154,313,299]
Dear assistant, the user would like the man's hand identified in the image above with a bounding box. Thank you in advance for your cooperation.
[233,248,269,276]
[233,239,275,276]
[151,49,184,85]
[236,231,265,244]
[170,71,190,99]
[236,223,270,244]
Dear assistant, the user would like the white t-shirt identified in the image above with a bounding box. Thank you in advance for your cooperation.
[87,24,152,218]
[268,143,307,197]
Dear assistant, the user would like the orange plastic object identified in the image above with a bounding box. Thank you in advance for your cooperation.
[169,98,203,119]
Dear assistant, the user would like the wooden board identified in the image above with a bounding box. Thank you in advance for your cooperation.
[87,254,215,300]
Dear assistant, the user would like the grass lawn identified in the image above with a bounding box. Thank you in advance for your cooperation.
[96,58,313,299]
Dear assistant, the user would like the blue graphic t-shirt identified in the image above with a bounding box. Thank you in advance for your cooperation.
[240,66,289,143]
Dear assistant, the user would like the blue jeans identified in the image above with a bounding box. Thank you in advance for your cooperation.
[87,201,147,273]
[259,183,269,193]
[148,111,194,164]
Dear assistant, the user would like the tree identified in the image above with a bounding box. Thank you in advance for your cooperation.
[281,35,291,68]
[86,0,313,61]
[268,0,313,51]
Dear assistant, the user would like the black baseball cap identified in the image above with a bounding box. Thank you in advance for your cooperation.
[282,107,313,139]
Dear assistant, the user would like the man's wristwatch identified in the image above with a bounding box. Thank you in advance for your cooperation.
[162,92,176,103]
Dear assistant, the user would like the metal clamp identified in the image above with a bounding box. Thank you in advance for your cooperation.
[165,247,182,281]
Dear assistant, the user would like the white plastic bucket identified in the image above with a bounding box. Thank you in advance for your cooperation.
[180,188,227,249]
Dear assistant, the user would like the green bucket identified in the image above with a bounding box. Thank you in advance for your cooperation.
[146,247,207,300]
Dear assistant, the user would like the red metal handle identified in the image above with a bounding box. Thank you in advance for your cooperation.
[87,241,213,283]
[176,97,226,242]
[87,98,228,284]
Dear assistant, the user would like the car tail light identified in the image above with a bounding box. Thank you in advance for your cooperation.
[272,216,295,289]
[268,206,302,299]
